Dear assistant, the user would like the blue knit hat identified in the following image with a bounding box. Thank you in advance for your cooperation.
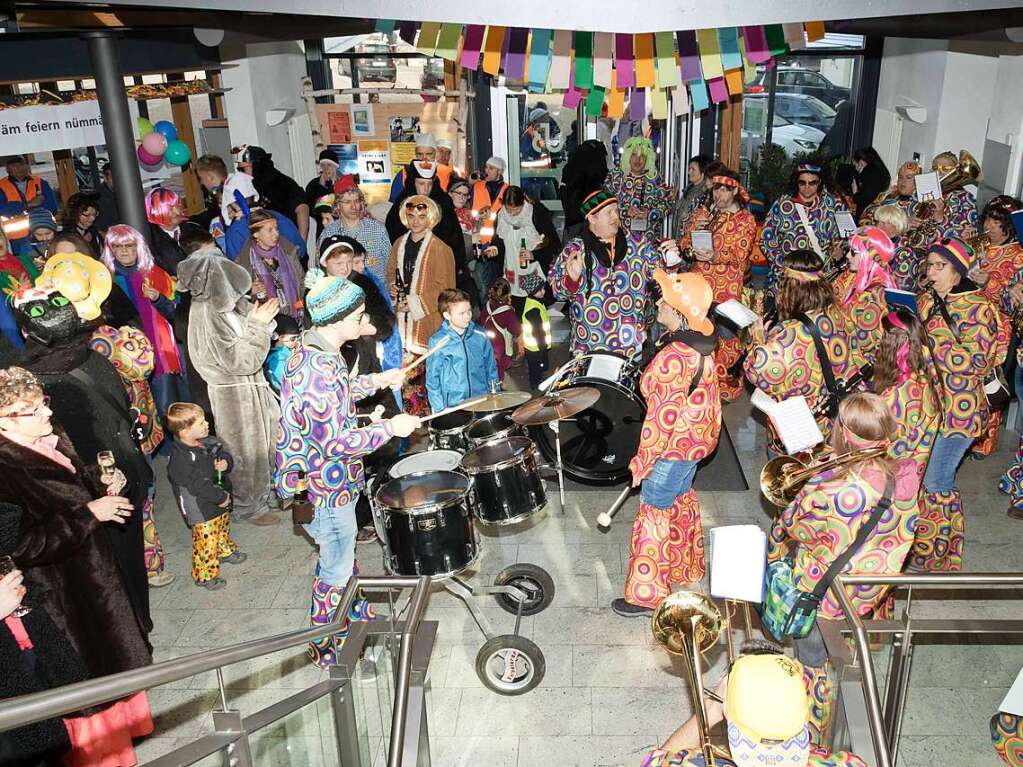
[306,276,365,326]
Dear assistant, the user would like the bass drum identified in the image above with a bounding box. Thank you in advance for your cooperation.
[532,353,646,485]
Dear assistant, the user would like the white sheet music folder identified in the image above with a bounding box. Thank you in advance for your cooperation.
[1001,667,1023,717]
[750,390,824,454]
[709,525,767,604]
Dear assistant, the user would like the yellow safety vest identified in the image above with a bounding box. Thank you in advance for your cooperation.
[522,297,551,352]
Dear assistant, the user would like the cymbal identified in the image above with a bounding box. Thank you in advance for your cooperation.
[511,386,602,426]
[462,390,533,413]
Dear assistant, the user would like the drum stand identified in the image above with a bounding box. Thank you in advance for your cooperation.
[549,420,567,509]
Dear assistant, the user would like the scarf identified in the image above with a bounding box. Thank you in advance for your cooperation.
[249,241,302,321]
[495,201,542,253]
[113,262,181,376]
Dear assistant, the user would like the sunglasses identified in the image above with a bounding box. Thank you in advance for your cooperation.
[797,180,820,186]
[404,203,429,212]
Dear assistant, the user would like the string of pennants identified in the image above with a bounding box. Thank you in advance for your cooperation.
[374,20,827,117]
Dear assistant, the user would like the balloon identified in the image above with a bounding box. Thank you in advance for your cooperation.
[137,144,162,166]
[164,140,192,167]
[153,120,178,143]
[137,117,154,137]
[141,132,168,157]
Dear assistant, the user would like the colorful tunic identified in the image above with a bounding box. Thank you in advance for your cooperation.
[936,189,978,241]
[918,288,1008,439]
[881,372,941,494]
[832,271,886,370]
[992,712,1023,767]
[761,192,845,293]
[743,309,854,454]
[274,334,393,508]
[629,340,722,484]
[549,231,661,356]
[768,461,919,620]
[980,242,1023,310]
[859,195,915,227]
[603,168,675,239]
[890,237,924,292]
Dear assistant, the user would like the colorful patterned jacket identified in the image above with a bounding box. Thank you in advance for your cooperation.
[881,372,940,495]
[832,271,886,370]
[682,207,755,302]
[890,237,924,292]
[979,242,1023,314]
[274,331,392,508]
[549,230,661,356]
[641,746,867,767]
[918,286,1008,439]
[603,168,675,239]
[761,192,845,293]
[768,461,919,619]
[629,337,722,484]
[743,309,854,454]
[936,189,978,241]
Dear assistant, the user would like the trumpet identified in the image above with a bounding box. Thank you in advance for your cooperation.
[759,445,889,508]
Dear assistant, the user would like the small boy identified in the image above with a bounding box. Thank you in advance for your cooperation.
[520,272,552,390]
[166,402,246,590]
[425,288,499,412]
[264,314,301,394]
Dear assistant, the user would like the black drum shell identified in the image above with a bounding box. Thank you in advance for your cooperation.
[429,409,474,452]
[465,411,525,447]
[461,438,547,525]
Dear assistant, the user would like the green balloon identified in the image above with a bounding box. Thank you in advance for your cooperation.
[137,117,154,137]
[164,140,192,167]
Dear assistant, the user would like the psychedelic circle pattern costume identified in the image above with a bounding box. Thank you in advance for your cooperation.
[549,231,662,356]
[624,340,721,608]
[890,237,925,292]
[832,270,886,371]
[881,373,940,495]
[682,207,756,401]
[743,309,854,455]
[761,192,845,294]
[603,167,676,240]
[936,188,979,241]
[992,712,1023,767]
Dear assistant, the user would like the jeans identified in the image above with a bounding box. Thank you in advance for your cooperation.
[303,501,358,587]
[640,458,700,509]
[922,434,972,493]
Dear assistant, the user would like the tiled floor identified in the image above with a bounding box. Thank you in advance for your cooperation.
[135,386,1023,766]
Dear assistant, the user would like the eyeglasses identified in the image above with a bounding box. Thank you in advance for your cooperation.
[797,180,820,187]
[3,395,50,418]
[925,260,946,270]
[404,203,429,212]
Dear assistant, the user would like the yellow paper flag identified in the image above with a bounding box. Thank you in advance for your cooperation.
[651,87,668,119]
[416,22,441,55]
[696,28,724,80]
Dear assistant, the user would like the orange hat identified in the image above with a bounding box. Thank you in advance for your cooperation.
[653,269,714,336]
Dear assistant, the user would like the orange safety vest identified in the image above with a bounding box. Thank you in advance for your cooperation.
[0,175,42,206]
[471,180,508,243]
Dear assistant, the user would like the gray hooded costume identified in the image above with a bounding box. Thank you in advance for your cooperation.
[177,247,279,519]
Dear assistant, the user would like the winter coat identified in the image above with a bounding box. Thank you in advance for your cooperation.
[178,247,279,516]
[168,437,234,526]
[386,231,456,354]
[425,320,499,412]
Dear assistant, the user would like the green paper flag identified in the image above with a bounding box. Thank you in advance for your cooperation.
[574,31,594,90]
[696,29,724,80]
[585,85,606,117]
[765,25,789,55]
[375,19,396,34]
[416,22,441,55]
[436,23,462,62]
[654,31,679,88]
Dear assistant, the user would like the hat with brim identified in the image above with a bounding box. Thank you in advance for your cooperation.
[653,269,714,336]
[37,251,112,321]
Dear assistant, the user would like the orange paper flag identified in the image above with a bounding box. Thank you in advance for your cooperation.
[634,34,656,88]
[724,69,744,96]
[482,26,507,76]
[804,21,826,42]
[607,69,626,118]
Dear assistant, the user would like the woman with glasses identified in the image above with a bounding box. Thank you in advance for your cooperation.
[386,194,455,416]
[761,163,846,298]
[913,238,1008,570]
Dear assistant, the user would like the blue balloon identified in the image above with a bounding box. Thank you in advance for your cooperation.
[153,120,178,142]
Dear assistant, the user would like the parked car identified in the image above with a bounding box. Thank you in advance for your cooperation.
[745,93,836,135]
[749,66,851,108]
[741,112,825,163]
[354,43,396,83]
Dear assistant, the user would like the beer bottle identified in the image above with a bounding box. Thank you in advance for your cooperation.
[519,238,528,270]
[292,471,315,525]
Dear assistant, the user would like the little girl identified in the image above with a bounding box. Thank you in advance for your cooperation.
[479,277,522,382]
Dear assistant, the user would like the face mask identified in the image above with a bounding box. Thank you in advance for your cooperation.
[16,291,81,345]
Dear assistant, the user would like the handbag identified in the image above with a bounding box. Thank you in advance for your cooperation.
[929,294,1010,410]
[762,473,894,641]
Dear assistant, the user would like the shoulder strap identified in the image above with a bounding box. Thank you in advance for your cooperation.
[795,312,839,398]
[65,367,129,414]
[687,354,706,396]
[810,473,895,601]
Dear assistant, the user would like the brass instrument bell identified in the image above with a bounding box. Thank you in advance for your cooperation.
[759,447,889,508]
[651,590,723,655]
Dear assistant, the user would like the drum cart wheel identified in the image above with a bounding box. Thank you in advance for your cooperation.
[474,634,546,695]
[492,563,555,616]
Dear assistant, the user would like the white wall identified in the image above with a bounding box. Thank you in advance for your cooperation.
[874,38,949,165]
[933,51,997,161]
[220,37,309,178]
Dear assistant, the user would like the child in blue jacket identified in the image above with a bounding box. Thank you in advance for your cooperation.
[425,288,499,412]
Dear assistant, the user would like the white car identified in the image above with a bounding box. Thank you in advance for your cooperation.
[742,112,825,161]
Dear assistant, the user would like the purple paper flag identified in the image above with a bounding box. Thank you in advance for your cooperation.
[742,26,772,64]
[676,30,702,81]
[707,77,730,104]
[460,25,485,70]
[505,27,529,80]
[615,33,635,88]
[629,88,646,120]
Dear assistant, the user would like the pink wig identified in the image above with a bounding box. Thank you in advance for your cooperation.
[101,224,155,274]
[843,225,895,306]
[145,187,181,229]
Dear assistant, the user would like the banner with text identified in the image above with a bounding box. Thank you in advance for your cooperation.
[0,101,139,155]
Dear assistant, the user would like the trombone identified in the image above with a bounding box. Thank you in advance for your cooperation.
[759,446,889,508]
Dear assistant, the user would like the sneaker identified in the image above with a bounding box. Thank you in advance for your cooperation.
[199,577,226,590]
[611,598,653,617]
[249,512,281,526]
[356,525,377,543]
[221,551,248,565]
[148,570,176,588]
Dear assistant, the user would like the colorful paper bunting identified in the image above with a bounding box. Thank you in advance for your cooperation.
[654,32,680,88]
[783,23,806,50]
[505,28,529,80]
[482,26,506,76]
[574,31,594,90]
[765,25,788,55]
[585,86,606,117]
[607,70,626,118]
[629,88,646,120]
[398,21,418,45]
[689,79,710,111]
[672,84,690,116]
[550,29,573,89]
[804,21,826,42]
[416,22,441,55]
[696,29,724,80]
[724,69,744,96]
[528,29,553,90]
[375,19,396,34]
[634,34,656,88]
[742,26,772,64]
[717,27,743,72]
[563,69,586,109]
[707,77,729,104]
[593,32,613,88]
[651,87,668,119]
[677,30,702,82]
[615,33,635,88]
[460,25,485,70]
[436,23,462,61]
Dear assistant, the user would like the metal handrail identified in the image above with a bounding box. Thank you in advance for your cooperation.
[829,572,1023,767]
[0,575,431,755]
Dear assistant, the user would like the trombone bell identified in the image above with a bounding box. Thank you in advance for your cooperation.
[651,590,723,656]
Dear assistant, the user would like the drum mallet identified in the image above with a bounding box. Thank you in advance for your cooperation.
[596,486,634,533]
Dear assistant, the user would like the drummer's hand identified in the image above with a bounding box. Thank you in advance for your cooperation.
[373,368,405,389]
[567,250,584,281]
[389,413,420,438]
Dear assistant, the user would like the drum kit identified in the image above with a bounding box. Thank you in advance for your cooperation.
[370,382,609,695]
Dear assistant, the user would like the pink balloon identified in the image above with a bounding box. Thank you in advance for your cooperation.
[141,132,168,157]
[137,144,162,166]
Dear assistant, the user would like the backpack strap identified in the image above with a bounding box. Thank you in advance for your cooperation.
[795,311,839,412]
[687,354,706,396]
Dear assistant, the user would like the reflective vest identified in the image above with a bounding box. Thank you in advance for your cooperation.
[0,176,42,207]
[522,297,551,352]
[471,180,508,243]
[401,164,453,192]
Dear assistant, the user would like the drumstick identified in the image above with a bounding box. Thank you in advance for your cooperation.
[597,486,634,533]
[401,338,450,377]
[419,396,489,424]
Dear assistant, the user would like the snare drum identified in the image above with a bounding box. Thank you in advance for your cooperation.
[465,411,525,448]
[374,470,479,578]
[428,410,474,452]
[532,353,646,485]
[460,437,547,526]
[389,450,464,479]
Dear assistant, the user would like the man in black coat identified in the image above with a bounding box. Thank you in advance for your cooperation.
[236,145,311,242]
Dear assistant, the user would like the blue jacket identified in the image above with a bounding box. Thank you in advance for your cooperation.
[219,210,307,265]
[264,345,292,394]
[425,320,499,412]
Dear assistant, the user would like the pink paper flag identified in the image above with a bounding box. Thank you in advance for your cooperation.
[563,69,586,109]
[615,33,635,88]
[460,25,485,70]
[741,26,772,64]
[629,88,646,120]
[707,76,729,104]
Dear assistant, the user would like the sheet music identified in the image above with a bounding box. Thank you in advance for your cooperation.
[709,525,767,604]
[715,299,758,329]
[586,354,625,382]
[1001,666,1023,717]
[835,210,857,237]
[691,229,714,253]
[914,171,942,202]
[751,390,823,454]
[885,288,919,315]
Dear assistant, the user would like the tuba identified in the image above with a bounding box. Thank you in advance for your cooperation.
[759,446,889,508]
[912,150,983,223]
